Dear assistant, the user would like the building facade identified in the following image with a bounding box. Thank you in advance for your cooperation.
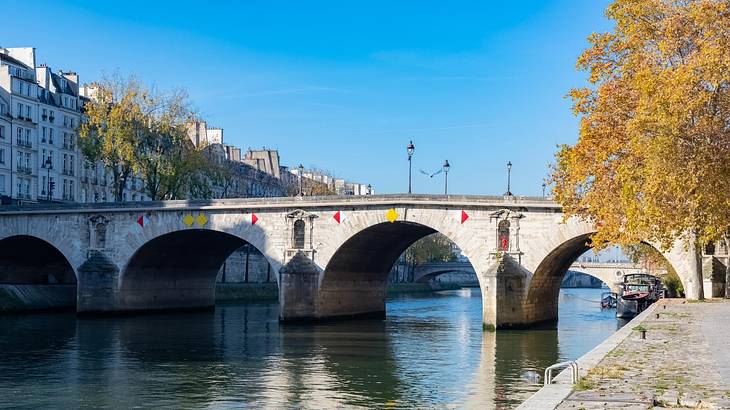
[0,47,146,204]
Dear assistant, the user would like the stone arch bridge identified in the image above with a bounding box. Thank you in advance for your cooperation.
[0,195,703,329]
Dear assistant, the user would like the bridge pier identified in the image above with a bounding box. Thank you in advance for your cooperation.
[76,251,121,313]
[278,252,319,320]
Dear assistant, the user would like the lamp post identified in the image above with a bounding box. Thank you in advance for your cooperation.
[504,161,513,196]
[45,156,52,201]
[442,160,450,195]
[298,164,304,196]
[367,184,372,195]
[407,140,415,194]
[542,182,546,198]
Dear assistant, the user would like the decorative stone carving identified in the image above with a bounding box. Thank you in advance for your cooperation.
[489,209,524,261]
[88,215,109,250]
[285,209,318,260]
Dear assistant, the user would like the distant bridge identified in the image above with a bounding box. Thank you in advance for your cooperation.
[412,261,648,292]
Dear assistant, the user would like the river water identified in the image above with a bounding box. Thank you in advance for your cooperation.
[0,288,622,409]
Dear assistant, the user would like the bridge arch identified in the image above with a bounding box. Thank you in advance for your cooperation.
[0,235,77,284]
[118,226,278,312]
[522,220,696,324]
[317,219,485,319]
[0,235,77,311]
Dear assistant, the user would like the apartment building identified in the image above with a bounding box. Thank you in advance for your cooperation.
[0,47,146,204]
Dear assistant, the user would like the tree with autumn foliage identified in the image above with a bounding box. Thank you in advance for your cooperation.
[551,0,730,297]
[79,75,215,201]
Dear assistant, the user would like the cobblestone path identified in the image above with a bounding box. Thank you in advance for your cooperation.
[557,299,730,409]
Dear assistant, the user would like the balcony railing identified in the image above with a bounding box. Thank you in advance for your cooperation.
[16,138,32,148]
[16,165,32,174]
[61,168,74,176]
[16,192,32,200]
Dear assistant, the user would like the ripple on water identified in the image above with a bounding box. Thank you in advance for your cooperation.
[0,287,621,409]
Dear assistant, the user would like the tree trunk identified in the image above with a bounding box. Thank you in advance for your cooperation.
[692,240,705,300]
[725,237,730,299]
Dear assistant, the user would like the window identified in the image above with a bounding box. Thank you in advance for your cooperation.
[293,219,306,249]
[25,105,30,118]
[0,149,4,164]
[16,127,22,140]
[69,180,74,200]
[41,176,46,195]
[0,175,4,193]
[70,155,74,174]
[70,118,75,128]
[497,220,510,251]
[0,125,4,139]
[25,129,30,143]
[43,108,47,118]
[17,103,22,117]
[49,128,54,144]
[24,153,30,168]
[42,126,46,142]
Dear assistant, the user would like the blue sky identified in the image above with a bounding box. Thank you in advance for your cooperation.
[3,0,612,195]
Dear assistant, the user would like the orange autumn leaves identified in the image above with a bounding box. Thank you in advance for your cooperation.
[552,0,730,250]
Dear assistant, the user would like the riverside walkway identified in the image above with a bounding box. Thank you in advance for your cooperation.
[522,299,730,409]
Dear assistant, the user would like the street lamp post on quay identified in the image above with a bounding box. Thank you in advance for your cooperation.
[542,182,547,198]
[407,141,415,194]
[442,160,450,195]
[45,156,53,201]
[298,164,304,196]
[504,161,513,196]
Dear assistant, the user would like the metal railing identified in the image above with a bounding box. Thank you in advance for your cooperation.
[544,361,578,386]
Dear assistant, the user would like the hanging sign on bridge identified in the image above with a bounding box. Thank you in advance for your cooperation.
[386,208,399,223]
[333,210,345,224]
[460,210,469,224]
[244,213,258,225]
[136,214,149,227]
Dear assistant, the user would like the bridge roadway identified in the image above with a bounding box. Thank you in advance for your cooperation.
[0,194,704,329]
[412,261,647,292]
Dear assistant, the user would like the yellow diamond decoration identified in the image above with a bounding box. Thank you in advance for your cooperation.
[386,208,399,223]
[182,214,194,227]
[196,214,208,227]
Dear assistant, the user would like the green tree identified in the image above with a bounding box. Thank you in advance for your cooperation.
[551,0,730,292]
[79,75,216,201]
[79,76,145,201]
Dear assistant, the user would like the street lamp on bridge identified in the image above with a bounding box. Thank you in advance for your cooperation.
[298,164,304,196]
[504,161,513,196]
[406,140,415,194]
[442,159,450,195]
[542,182,547,198]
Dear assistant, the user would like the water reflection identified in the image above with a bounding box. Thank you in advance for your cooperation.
[0,288,620,409]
